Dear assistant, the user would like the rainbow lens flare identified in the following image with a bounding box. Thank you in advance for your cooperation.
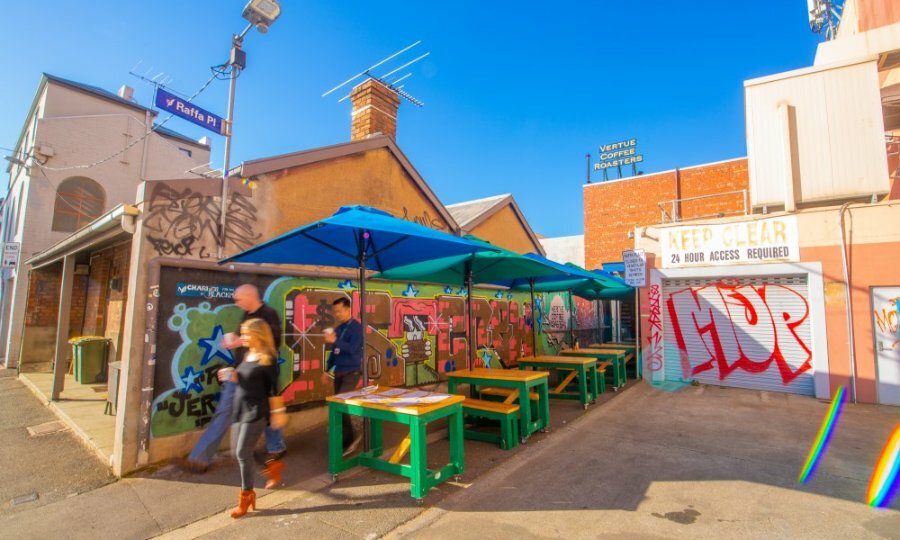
[798,386,846,484]
[866,424,900,508]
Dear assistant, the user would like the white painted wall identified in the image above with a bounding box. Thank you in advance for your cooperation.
[0,79,210,367]
[745,58,890,208]
[540,235,585,267]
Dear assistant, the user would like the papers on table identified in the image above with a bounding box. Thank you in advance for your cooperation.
[337,386,454,407]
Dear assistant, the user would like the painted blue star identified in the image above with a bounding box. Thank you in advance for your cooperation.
[481,350,492,369]
[198,325,234,366]
[507,293,513,300]
[457,287,468,297]
[494,290,505,299]
[338,280,357,289]
[402,283,419,297]
[179,366,204,394]
[444,286,454,294]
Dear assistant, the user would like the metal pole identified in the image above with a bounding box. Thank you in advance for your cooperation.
[358,231,371,450]
[585,153,591,184]
[530,279,538,355]
[568,289,576,347]
[218,36,243,259]
[635,288,642,379]
[466,261,474,370]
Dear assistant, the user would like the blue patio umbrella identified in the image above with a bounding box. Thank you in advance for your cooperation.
[221,205,500,388]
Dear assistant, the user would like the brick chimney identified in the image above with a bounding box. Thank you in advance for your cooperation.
[350,79,400,141]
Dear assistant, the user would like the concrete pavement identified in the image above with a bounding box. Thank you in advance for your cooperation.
[0,368,115,516]
[4,372,898,539]
[389,383,900,539]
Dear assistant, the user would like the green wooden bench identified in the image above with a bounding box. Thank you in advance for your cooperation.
[478,386,540,418]
[461,398,520,450]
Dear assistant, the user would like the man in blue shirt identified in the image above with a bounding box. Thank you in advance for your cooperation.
[323,297,364,456]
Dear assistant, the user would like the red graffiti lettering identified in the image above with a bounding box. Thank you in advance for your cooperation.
[646,284,664,372]
[666,283,811,384]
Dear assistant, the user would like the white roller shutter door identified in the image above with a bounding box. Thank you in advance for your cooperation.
[662,275,815,395]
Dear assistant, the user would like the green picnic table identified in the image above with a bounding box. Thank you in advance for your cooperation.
[517,355,599,409]
[589,342,639,378]
[560,348,627,389]
[447,368,550,443]
[326,388,465,501]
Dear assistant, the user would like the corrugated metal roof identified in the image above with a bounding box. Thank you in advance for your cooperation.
[446,194,510,227]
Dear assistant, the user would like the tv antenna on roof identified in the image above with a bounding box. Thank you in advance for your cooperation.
[322,41,429,107]
[128,60,194,99]
[807,0,843,41]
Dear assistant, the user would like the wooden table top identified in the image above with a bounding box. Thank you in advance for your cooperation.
[561,348,626,356]
[326,387,465,416]
[590,342,636,349]
[447,368,549,382]
[518,355,597,366]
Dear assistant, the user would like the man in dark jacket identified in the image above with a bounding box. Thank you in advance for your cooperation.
[323,296,364,456]
[181,284,286,472]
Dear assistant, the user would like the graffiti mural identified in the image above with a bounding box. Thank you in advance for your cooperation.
[666,282,812,385]
[151,268,542,438]
[144,182,261,258]
[401,206,446,231]
[646,284,663,372]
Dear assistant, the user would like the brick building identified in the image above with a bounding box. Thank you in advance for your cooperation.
[583,157,749,269]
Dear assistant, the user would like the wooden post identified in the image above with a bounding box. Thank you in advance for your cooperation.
[51,255,75,401]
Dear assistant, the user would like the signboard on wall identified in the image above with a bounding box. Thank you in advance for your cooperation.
[2,242,19,268]
[661,215,799,268]
[622,249,646,287]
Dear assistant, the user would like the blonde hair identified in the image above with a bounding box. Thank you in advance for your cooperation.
[240,318,276,365]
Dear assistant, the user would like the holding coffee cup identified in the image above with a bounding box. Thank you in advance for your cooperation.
[218,366,235,382]
[222,332,240,349]
[323,327,336,344]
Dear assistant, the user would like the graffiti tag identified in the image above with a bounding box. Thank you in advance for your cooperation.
[667,283,811,384]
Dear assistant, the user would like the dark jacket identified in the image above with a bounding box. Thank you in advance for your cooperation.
[326,319,363,374]
[232,354,278,423]
[233,303,282,367]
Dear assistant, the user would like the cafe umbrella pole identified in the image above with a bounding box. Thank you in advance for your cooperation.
[568,289,576,347]
[466,260,475,370]
[358,230,371,451]
[530,278,538,354]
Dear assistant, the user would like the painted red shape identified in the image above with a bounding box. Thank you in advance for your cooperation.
[646,284,664,372]
[666,283,811,384]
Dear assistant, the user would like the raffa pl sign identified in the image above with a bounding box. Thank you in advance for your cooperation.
[661,215,799,268]
[155,88,227,135]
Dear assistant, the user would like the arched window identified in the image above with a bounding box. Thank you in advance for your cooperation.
[52,177,105,232]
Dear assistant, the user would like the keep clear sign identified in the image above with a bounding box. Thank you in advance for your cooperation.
[661,215,799,268]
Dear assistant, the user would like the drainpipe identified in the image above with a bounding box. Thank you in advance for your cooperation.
[838,202,858,403]
[673,168,682,222]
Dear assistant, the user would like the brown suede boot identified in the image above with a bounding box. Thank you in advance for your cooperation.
[230,489,256,518]
[263,459,284,489]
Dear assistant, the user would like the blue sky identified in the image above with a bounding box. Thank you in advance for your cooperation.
[0,1,822,236]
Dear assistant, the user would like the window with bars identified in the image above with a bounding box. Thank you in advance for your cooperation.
[52,176,105,233]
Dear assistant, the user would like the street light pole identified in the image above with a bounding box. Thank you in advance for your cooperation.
[218,26,251,259]
[217,0,281,257]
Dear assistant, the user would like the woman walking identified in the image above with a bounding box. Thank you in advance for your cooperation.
[222,318,287,518]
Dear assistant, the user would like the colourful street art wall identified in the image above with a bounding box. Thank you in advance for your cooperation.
[150,267,597,438]
[539,292,602,351]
